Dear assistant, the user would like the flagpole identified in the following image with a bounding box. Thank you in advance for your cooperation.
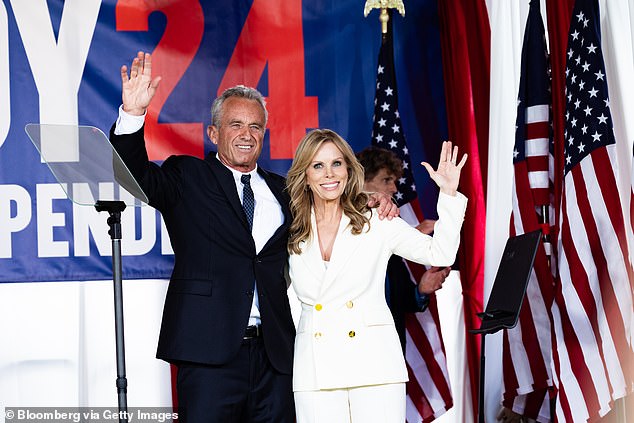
[363,0,405,35]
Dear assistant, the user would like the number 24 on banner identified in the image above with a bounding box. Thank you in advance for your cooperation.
[116,0,319,161]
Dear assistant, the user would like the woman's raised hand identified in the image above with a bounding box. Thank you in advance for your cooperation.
[421,141,467,196]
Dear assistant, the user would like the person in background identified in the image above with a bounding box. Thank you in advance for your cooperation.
[285,129,467,422]
[356,146,451,351]
[108,52,398,423]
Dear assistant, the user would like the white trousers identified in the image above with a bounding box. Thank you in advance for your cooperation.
[294,382,406,423]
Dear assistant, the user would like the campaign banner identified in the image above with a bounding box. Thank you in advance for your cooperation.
[0,0,447,282]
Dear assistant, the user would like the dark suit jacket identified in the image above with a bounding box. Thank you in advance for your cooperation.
[386,255,427,352]
[110,126,295,374]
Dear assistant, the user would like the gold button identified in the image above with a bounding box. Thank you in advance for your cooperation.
[346,301,353,308]
[315,304,322,311]
[348,331,355,338]
[314,332,322,339]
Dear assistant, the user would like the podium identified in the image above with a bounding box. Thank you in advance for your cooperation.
[25,124,148,422]
[471,230,542,423]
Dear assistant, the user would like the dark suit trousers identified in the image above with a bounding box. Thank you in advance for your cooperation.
[176,338,295,423]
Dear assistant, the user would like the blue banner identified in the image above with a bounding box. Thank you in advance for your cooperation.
[0,0,447,282]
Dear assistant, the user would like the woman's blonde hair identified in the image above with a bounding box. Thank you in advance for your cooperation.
[286,129,370,255]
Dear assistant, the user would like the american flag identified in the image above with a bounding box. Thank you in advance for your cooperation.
[371,21,452,422]
[502,1,555,421]
[551,0,634,421]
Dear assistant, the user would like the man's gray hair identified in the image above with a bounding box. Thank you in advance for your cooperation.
[210,85,268,127]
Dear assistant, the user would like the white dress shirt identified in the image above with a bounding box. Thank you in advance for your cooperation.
[225,165,284,325]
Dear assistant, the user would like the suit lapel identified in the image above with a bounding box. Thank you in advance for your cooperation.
[205,155,251,232]
[205,157,290,250]
[258,167,291,249]
[320,213,364,295]
[297,211,327,284]
[299,211,365,297]
[258,167,289,213]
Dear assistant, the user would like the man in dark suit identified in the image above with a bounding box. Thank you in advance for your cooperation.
[357,146,450,351]
[110,52,396,423]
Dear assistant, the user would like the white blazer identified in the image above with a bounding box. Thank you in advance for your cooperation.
[289,192,468,391]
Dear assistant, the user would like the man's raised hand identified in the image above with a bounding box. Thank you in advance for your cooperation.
[121,51,161,116]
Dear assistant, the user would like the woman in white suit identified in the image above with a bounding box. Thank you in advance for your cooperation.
[286,129,468,423]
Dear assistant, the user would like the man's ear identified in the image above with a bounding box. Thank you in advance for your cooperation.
[207,125,218,145]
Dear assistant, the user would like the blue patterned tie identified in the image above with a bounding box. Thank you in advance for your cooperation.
[241,174,254,230]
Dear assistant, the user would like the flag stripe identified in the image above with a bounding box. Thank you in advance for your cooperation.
[551,296,586,422]
[513,167,553,379]
[515,301,542,387]
[574,155,632,392]
[406,311,453,409]
[593,148,634,289]
[524,390,549,419]
[557,179,620,419]
[528,171,550,189]
[405,391,425,423]
[526,105,549,123]
[510,165,554,383]
[405,330,445,417]
[406,362,434,421]
[566,170,614,385]
[502,331,521,395]
[525,139,550,156]
[554,253,603,420]
[583,154,633,390]
[416,295,452,383]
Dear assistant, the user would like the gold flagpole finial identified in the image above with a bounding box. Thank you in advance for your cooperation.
[363,0,405,34]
